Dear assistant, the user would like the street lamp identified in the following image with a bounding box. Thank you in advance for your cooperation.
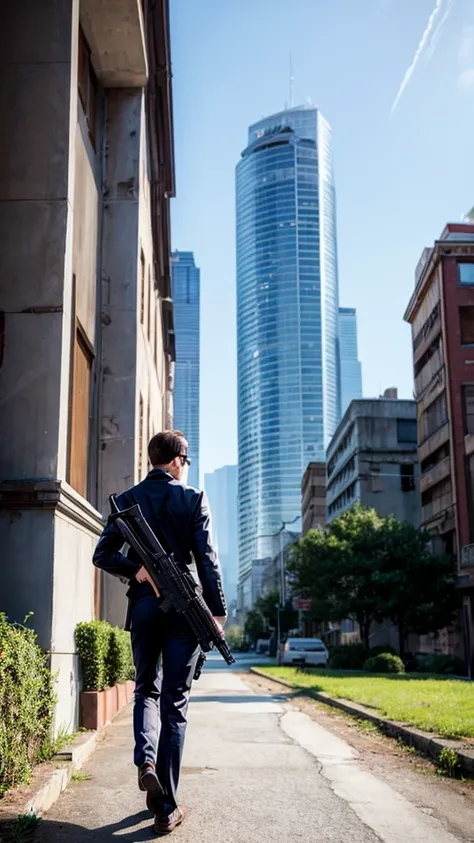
[255,515,301,653]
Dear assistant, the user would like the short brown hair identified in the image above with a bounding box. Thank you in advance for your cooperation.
[148,430,188,467]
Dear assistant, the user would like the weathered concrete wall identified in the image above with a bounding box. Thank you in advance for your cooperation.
[0,0,78,482]
[51,501,101,732]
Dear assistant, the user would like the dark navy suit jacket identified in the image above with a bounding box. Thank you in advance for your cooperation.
[93,469,227,625]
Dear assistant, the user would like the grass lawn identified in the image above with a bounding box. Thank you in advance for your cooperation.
[257,667,474,740]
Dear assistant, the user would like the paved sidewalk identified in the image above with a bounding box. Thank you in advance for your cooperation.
[36,659,468,842]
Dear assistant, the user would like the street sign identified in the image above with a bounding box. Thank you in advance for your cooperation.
[293,598,311,611]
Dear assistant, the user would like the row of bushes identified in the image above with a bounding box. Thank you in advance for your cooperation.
[0,613,56,795]
[328,644,466,675]
[75,621,134,691]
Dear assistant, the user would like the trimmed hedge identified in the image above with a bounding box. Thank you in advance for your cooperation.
[328,644,399,670]
[415,653,466,676]
[363,653,405,674]
[76,621,134,691]
[0,613,56,795]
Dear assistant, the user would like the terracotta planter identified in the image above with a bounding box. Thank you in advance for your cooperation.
[80,680,135,730]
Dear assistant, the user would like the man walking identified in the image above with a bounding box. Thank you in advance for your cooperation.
[93,430,227,834]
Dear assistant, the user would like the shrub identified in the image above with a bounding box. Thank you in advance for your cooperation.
[76,621,111,691]
[76,621,134,691]
[363,653,405,674]
[328,644,367,670]
[225,625,245,651]
[0,613,56,794]
[367,644,398,658]
[107,628,134,686]
[415,653,466,676]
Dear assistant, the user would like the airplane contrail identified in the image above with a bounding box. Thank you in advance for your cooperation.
[390,0,452,115]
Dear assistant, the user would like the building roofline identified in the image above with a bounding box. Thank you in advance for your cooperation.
[404,223,474,323]
[326,397,417,457]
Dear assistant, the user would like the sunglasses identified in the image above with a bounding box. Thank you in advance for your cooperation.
[179,455,191,467]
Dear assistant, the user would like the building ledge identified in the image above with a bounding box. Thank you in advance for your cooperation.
[0,480,104,536]
[420,456,451,494]
[81,0,147,88]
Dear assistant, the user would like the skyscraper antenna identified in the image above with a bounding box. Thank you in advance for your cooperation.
[290,53,294,108]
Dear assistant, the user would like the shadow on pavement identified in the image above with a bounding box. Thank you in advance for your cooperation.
[9,811,160,842]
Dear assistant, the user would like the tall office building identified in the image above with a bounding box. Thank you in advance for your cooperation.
[171,251,200,487]
[204,465,238,606]
[339,307,363,414]
[236,105,340,582]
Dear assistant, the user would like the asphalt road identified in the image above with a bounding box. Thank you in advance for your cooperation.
[36,654,470,842]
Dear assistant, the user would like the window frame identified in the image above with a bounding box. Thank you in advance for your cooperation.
[68,320,94,498]
[458,262,474,286]
[78,26,97,149]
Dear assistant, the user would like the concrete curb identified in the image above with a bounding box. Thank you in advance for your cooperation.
[25,730,100,816]
[250,667,474,777]
[0,730,100,822]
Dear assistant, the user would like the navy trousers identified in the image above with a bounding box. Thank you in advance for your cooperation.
[130,595,200,810]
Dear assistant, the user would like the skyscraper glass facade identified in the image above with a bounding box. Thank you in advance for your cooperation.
[204,465,238,606]
[171,251,200,488]
[236,106,340,580]
[339,307,363,415]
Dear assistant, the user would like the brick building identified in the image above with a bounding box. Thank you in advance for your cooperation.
[404,223,474,665]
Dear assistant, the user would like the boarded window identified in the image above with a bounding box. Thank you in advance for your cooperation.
[464,385,474,435]
[78,27,96,148]
[69,326,93,497]
[400,463,415,492]
[460,307,474,345]
[370,465,382,492]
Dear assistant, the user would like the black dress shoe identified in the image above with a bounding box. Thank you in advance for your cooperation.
[154,805,186,834]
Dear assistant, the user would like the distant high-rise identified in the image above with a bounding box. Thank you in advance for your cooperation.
[204,465,238,605]
[171,251,200,487]
[236,105,340,582]
[339,307,363,414]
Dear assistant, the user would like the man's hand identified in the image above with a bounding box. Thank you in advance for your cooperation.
[213,617,226,637]
[135,566,160,599]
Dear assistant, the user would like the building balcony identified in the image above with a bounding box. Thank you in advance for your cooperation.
[418,369,445,417]
[418,421,450,464]
[421,495,454,528]
[420,456,451,494]
[413,314,441,368]
[81,0,148,87]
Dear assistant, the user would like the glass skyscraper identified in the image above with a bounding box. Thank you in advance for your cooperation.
[204,465,238,606]
[171,251,200,488]
[339,307,363,415]
[236,105,340,581]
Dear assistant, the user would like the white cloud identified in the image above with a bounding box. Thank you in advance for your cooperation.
[390,0,454,115]
[459,25,474,62]
[458,68,474,89]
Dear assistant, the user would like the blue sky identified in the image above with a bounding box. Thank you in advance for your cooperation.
[170,0,474,479]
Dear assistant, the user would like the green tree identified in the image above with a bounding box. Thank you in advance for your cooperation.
[244,609,266,644]
[290,505,385,648]
[290,504,459,654]
[255,590,298,635]
[375,517,458,657]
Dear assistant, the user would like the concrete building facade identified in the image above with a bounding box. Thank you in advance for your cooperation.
[171,251,200,487]
[0,0,175,731]
[326,398,420,526]
[301,462,326,536]
[404,223,474,665]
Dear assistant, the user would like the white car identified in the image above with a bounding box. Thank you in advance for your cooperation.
[282,638,328,667]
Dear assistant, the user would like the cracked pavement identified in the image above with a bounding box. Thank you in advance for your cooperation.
[36,655,473,842]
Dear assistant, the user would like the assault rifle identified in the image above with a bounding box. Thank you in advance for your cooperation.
[109,495,235,677]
